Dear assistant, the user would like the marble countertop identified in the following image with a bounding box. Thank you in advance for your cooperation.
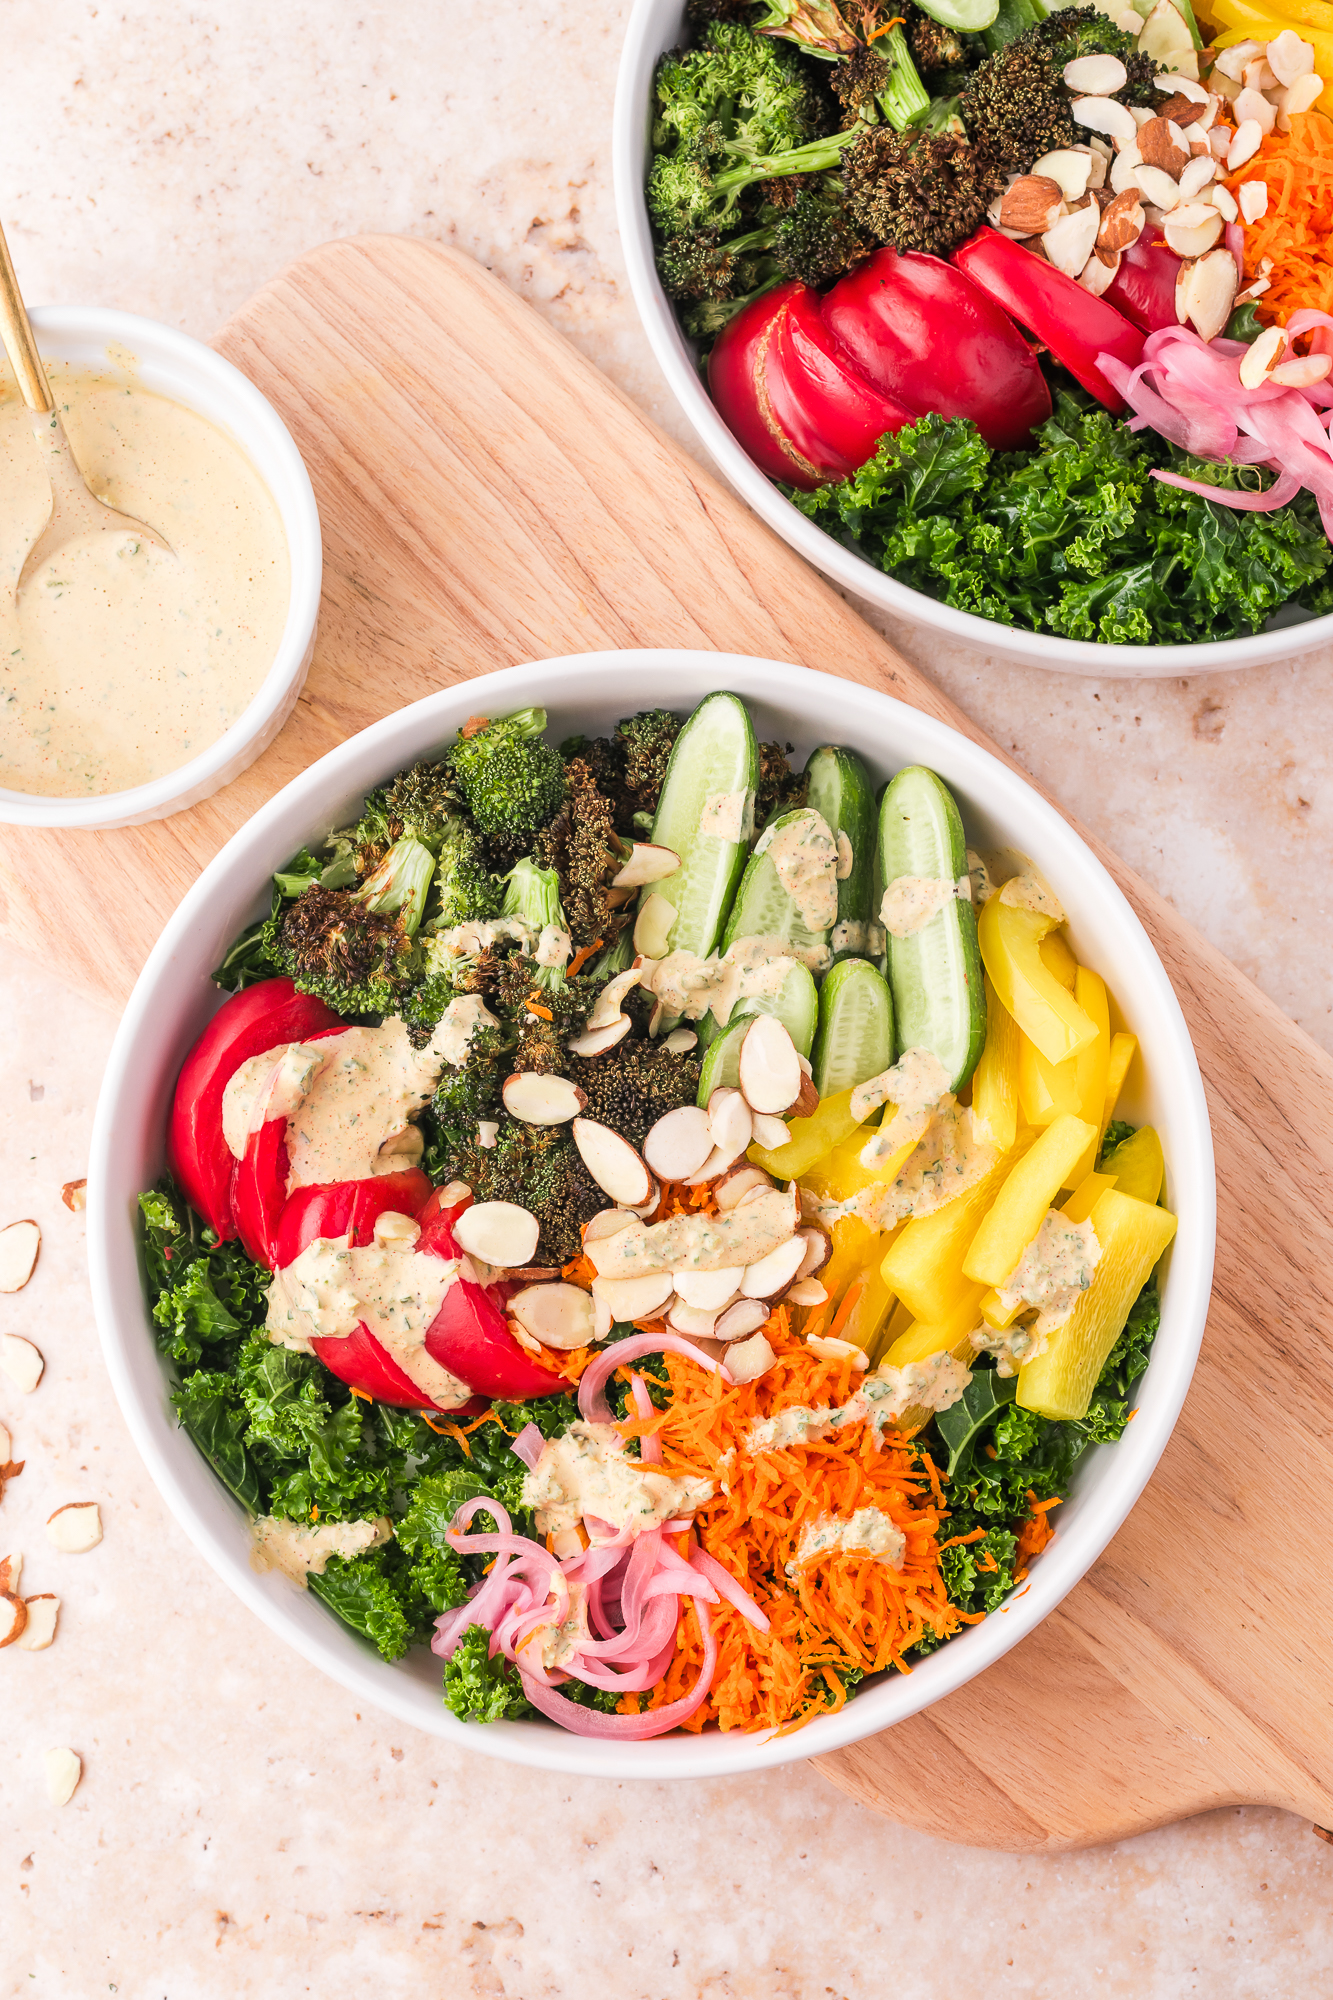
[2,3,1330,1993]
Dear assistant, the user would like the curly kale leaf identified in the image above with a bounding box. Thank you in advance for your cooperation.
[308,1549,418,1662]
[141,1182,267,1369]
[172,1369,262,1513]
[444,1626,536,1723]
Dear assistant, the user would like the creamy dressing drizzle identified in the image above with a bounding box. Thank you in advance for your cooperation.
[434,993,500,1067]
[250,1514,391,1584]
[425,916,537,962]
[803,1102,998,1234]
[638,935,802,1029]
[0,361,289,798]
[754,808,839,932]
[746,1350,971,1455]
[264,1232,473,1409]
[699,788,753,844]
[787,1507,906,1576]
[994,1212,1101,1334]
[830,919,867,957]
[852,1047,952,1167]
[999,869,1064,922]
[880,875,971,939]
[585,1188,798,1280]
[522,1421,713,1540]
[534,924,572,970]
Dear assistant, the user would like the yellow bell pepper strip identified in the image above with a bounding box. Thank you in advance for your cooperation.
[1061,1168,1118,1226]
[1039,931,1078,990]
[880,1134,1032,1321]
[818,1211,882,1306]
[1018,1034,1083,1128]
[978,895,1099,1067]
[1017,1190,1177,1421]
[867,1294,915,1369]
[749,1086,860,1180]
[834,1262,899,1361]
[884,1280,988,1368]
[972,974,1020,1153]
[801,1113,921,1205]
[1099,1126,1165,1206]
[1068,968,1111,1185]
[978,1285,1024,1331]
[963,1112,1097,1286]
[1102,1031,1139,1134]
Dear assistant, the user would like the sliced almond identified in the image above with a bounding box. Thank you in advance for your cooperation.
[0,1221,40,1294]
[1239,323,1288,386]
[1234,86,1277,134]
[706,1087,753,1164]
[1081,252,1119,295]
[502,1072,587,1126]
[1157,90,1205,126]
[567,1015,633,1058]
[45,1747,81,1807]
[642,1106,713,1184]
[0,1334,43,1394]
[1210,182,1240,221]
[1270,352,1332,386]
[633,893,676,960]
[790,1071,820,1121]
[593,1293,612,1339]
[722,1329,776,1380]
[999,174,1066,235]
[1097,188,1146,252]
[60,1180,87,1214]
[476,1120,499,1149]
[1031,149,1094,200]
[508,1281,596,1350]
[1266,28,1315,87]
[786,1278,829,1307]
[0,1591,27,1648]
[662,1027,697,1054]
[611,842,679,888]
[683,1144,732,1186]
[1133,162,1183,210]
[572,1118,654,1207]
[583,1206,639,1245]
[674,1266,745,1311]
[591,1270,674,1322]
[749,1112,791,1153]
[1175,247,1239,341]
[16,1593,58,1651]
[1139,0,1196,67]
[1278,72,1323,116]
[1242,57,1279,91]
[453,1201,540,1268]
[1178,153,1217,197]
[667,1299,722,1337]
[1063,52,1127,94]
[1209,123,1235,159]
[737,1016,801,1117]
[740,1234,808,1302]
[1164,204,1224,256]
[1072,95,1140,144]
[46,1503,102,1554]
[807,1334,869,1368]
[1110,143,1144,193]
[714,1299,771,1344]
[1137,116,1191,175]
[1213,43,1263,80]
[714,1164,773,1211]
[0,1554,21,1595]
[372,1210,421,1247]
[585,967,642,1033]
[1227,118,1263,170]
[794,1228,831,1280]
[1239,178,1269,222]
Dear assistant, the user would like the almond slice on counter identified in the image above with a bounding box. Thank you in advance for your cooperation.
[705,1087,753,1164]
[0,1554,20,1595]
[714,1299,771,1344]
[633,893,676,960]
[0,1334,44,1395]
[714,1164,773,1211]
[45,1747,81,1807]
[61,1180,87,1214]
[611,842,679,888]
[0,1590,27,1648]
[999,174,1066,235]
[573,1119,655,1206]
[508,1282,596,1351]
[591,1270,675,1323]
[46,1503,102,1554]
[737,1016,801,1116]
[673,1266,745,1312]
[567,1015,633,1058]
[643,1105,714,1182]
[502,1072,587,1126]
[0,1221,40,1294]
[17,1594,59,1652]
[452,1201,540,1269]
[740,1235,808,1302]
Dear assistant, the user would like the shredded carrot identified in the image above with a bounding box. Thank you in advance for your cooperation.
[437,1420,470,1453]
[460,714,490,738]
[566,938,604,977]
[525,997,554,1020]
[310,1505,319,1520]
[1014,1492,1062,1571]
[561,1252,597,1290]
[1226,113,1333,326]
[939,1527,987,1550]
[828,1278,865,1342]
[349,1386,371,1403]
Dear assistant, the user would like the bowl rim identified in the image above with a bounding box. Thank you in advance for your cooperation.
[86,649,1216,1780]
[611,0,1333,680]
[0,304,322,828]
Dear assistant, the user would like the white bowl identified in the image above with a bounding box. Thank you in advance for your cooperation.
[87,651,1215,1779]
[613,1,1333,679]
[0,307,322,830]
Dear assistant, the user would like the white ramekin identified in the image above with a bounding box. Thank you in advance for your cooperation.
[87,652,1215,1780]
[0,307,321,829]
[613,0,1333,679]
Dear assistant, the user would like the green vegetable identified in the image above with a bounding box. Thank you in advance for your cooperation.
[446,709,567,847]
[794,397,1333,646]
[810,958,894,1097]
[500,857,571,991]
[934,1367,1017,1476]
[568,1037,703,1150]
[841,125,1003,258]
[878,765,986,1092]
[722,808,832,968]
[803,744,876,962]
[959,11,1155,174]
[646,690,760,969]
[444,1626,536,1722]
[914,0,1000,28]
[1225,302,1266,345]
[756,1,933,131]
[1098,1118,1137,1167]
[534,754,635,952]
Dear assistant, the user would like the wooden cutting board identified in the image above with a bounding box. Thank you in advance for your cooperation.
[3,236,1331,1852]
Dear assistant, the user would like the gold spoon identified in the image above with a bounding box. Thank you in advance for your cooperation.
[0,215,170,596]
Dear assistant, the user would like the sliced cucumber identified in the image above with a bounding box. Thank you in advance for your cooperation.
[721,808,832,967]
[913,0,1000,30]
[804,745,876,965]
[878,765,986,1093]
[646,692,759,961]
[870,780,889,980]
[696,1015,750,1105]
[694,961,818,1103]
[810,959,894,1098]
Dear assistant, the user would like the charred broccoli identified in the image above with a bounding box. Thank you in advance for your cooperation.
[500,858,571,992]
[265,886,417,1016]
[756,0,932,134]
[756,740,809,828]
[906,6,968,83]
[431,1022,509,1141]
[842,124,1002,257]
[535,757,635,951]
[567,1038,703,1152]
[618,710,682,820]
[959,10,1153,174]
[447,1120,607,1265]
[445,710,567,846]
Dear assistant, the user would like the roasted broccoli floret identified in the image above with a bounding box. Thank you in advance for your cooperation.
[657,224,783,303]
[431,1022,509,1141]
[265,885,417,1016]
[767,175,875,284]
[500,858,571,992]
[447,1120,607,1265]
[567,1038,703,1152]
[755,740,809,827]
[617,709,681,818]
[906,6,968,83]
[445,710,567,847]
[355,837,438,936]
[757,1,932,134]
[842,124,1002,257]
[535,758,636,952]
[959,10,1153,174]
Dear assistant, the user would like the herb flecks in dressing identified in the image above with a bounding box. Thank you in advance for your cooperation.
[746,1350,971,1455]
[754,808,839,932]
[522,1421,713,1539]
[699,788,753,844]
[994,1212,1101,1334]
[250,1514,391,1584]
[264,1232,472,1409]
[639,935,802,1028]
[0,361,289,797]
[787,1507,906,1575]
[852,1047,951,1165]
[880,874,971,939]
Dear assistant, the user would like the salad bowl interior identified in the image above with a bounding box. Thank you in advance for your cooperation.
[613,0,1333,680]
[87,650,1215,1779]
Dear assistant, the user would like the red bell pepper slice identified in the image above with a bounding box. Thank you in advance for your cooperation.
[418,1210,566,1400]
[821,247,1052,451]
[273,1169,434,1269]
[168,979,345,1241]
[708,280,913,490]
[231,1115,292,1270]
[950,228,1144,415]
[1104,234,1182,334]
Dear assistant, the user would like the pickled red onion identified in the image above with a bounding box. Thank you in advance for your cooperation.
[578,1333,730,1423]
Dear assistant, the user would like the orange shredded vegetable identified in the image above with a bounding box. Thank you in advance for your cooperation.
[621,1312,974,1735]
[1227,113,1333,325]
[1013,1492,1062,1573]
[525,997,554,1021]
[566,938,605,977]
